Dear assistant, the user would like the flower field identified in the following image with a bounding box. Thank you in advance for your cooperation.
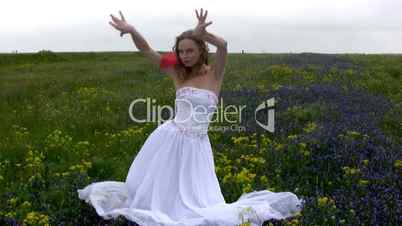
[0,51,401,225]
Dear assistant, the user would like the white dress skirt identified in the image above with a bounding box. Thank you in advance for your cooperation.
[77,86,304,226]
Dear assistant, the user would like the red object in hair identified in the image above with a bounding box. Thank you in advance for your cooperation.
[159,52,177,70]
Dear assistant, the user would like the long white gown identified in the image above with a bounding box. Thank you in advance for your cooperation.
[77,86,304,226]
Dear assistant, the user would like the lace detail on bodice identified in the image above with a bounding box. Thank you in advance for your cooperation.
[175,86,219,105]
[170,86,218,138]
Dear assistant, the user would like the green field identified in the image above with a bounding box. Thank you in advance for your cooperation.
[1,50,401,225]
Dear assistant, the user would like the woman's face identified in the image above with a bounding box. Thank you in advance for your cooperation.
[178,38,200,67]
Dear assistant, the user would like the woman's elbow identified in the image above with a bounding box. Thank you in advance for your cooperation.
[217,41,227,52]
[221,41,228,50]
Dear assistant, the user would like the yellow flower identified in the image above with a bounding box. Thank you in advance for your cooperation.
[23,211,50,226]
[260,175,268,185]
[242,184,253,193]
[68,160,92,174]
[346,130,361,138]
[275,143,284,151]
[267,186,277,192]
[318,196,328,207]
[342,166,361,176]
[21,201,32,208]
[303,122,317,133]
[317,196,335,208]
[358,179,369,186]
[362,159,369,166]
[83,160,92,168]
[235,168,255,183]
[232,136,249,145]
[394,160,402,169]
[223,173,233,184]
[5,211,16,218]
[286,218,301,226]
[8,197,18,206]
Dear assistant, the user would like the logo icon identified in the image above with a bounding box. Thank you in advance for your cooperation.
[254,98,275,132]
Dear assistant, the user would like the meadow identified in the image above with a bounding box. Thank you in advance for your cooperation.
[0,50,401,226]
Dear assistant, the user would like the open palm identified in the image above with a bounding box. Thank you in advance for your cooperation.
[109,11,134,37]
[194,8,212,37]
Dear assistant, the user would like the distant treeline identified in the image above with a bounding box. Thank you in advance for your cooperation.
[0,50,145,66]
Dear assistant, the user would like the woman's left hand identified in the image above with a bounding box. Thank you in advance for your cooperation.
[193,8,212,37]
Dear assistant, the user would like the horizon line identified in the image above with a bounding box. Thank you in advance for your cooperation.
[1,50,402,55]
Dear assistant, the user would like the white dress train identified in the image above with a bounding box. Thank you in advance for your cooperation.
[77,86,304,226]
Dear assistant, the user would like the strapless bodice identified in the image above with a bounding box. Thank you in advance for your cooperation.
[172,86,218,136]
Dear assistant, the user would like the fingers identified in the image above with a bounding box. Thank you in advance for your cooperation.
[201,9,207,21]
[203,21,212,28]
[195,8,208,21]
[119,10,126,21]
[109,21,119,30]
[110,14,120,23]
[199,21,212,31]
[199,8,204,21]
[109,20,126,37]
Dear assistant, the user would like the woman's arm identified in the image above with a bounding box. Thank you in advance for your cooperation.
[109,11,175,75]
[193,9,227,80]
[200,31,228,80]
[200,31,227,49]
[128,28,160,66]
[128,28,178,77]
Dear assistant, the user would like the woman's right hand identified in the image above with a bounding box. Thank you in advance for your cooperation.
[109,11,135,37]
[193,8,212,38]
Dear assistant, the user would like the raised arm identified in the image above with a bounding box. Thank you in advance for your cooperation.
[193,8,227,81]
[200,31,227,80]
[109,11,175,76]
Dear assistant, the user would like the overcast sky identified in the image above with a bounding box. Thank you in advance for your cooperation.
[1,0,401,53]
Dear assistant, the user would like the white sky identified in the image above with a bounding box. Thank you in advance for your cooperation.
[1,0,401,53]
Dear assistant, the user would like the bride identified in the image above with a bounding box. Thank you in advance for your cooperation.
[77,8,304,226]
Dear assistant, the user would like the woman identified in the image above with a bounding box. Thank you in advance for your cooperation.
[78,8,304,226]
[109,8,226,95]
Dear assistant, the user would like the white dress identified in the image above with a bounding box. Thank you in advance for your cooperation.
[77,86,304,226]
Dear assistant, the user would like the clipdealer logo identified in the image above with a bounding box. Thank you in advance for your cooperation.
[128,97,275,133]
[254,97,275,133]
